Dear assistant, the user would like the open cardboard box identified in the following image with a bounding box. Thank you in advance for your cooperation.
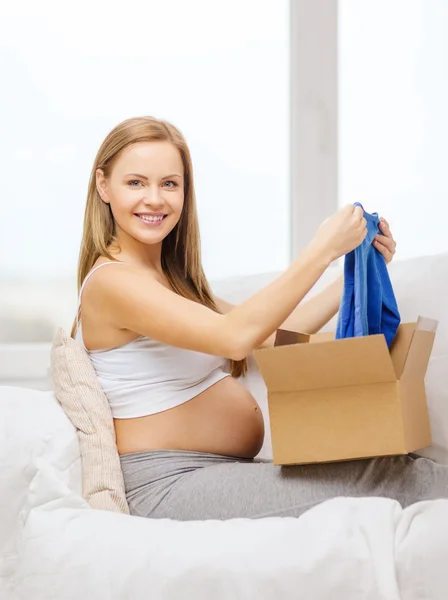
[253,317,438,465]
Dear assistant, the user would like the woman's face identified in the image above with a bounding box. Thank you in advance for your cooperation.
[97,141,185,247]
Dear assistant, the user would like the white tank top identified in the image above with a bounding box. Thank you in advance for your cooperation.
[75,262,230,419]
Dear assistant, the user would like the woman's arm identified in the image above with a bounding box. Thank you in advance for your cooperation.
[215,273,343,347]
[224,214,396,348]
[88,244,333,361]
[85,204,366,360]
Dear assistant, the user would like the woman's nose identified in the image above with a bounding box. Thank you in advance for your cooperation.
[143,185,164,207]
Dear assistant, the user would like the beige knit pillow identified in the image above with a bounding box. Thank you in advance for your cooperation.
[50,328,130,514]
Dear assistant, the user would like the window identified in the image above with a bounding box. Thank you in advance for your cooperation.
[0,0,290,343]
[339,0,448,259]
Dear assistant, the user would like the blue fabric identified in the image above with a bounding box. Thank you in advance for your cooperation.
[335,203,400,347]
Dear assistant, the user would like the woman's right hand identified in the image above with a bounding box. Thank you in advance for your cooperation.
[310,204,367,263]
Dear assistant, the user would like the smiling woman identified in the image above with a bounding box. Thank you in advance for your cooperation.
[73,116,265,460]
[95,141,186,250]
[64,114,448,523]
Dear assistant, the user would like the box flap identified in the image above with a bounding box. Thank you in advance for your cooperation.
[274,329,310,346]
[309,331,336,343]
[390,316,438,380]
[254,334,397,392]
[387,317,438,379]
[401,329,437,381]
[275,329,335,345]
[390,323,417,379]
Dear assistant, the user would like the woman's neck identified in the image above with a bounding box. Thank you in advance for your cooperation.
[108,232,163,273]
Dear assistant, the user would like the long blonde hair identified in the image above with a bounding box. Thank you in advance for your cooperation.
[71,116,247,378]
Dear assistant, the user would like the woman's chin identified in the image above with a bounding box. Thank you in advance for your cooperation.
[135,231,165,245]
[129,225,169,246]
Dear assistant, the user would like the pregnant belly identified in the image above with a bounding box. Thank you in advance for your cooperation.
[114,376,265,459]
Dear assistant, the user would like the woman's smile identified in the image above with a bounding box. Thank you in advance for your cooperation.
[134,212,168,226]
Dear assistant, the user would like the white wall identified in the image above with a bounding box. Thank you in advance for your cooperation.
[339,0,448,260]
[0,0,290,343]
[0,344,52,390]
[290,0,338,257]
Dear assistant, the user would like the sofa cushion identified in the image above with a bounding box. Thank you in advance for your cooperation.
[50,328,129,514]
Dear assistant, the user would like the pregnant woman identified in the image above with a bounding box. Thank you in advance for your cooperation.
[72,115,448,519]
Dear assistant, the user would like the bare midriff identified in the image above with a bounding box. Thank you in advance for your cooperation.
[114,375,265,459]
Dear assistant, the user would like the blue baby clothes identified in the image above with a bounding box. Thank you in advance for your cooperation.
[335,203,400,347]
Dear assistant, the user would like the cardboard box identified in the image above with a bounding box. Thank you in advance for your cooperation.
[253,317,438,465]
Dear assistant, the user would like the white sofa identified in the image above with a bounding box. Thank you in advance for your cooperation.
[1,252,448,600]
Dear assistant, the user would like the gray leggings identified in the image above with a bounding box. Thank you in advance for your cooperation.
[119,449,448,520]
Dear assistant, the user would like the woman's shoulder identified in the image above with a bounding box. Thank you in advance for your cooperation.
[90,253,156,277]
[80,258,148,349]
[82,257,169,309]
[82,257,129,291]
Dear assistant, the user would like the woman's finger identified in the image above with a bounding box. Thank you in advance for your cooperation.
[373,237,395,263]
[373,241,394,263]
[379,219,392,237]
[375,233,396,252]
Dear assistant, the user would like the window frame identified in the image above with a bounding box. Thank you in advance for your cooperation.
[289,0,338,258]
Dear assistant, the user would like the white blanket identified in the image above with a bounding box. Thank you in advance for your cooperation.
[1,387,448,600]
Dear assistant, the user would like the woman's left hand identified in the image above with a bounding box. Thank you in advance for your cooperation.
[373,217,397,264]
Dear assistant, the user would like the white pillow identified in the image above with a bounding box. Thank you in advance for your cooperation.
[50,329,130,514]
[0,386,83,559]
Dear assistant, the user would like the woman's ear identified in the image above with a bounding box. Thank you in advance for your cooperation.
[96,168,109,204]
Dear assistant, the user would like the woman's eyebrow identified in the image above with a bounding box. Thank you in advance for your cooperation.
[124,173,182,179]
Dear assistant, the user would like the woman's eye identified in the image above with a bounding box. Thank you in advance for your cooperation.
[128,180,177,188]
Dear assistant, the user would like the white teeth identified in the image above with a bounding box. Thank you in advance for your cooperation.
[138,215,164,222]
